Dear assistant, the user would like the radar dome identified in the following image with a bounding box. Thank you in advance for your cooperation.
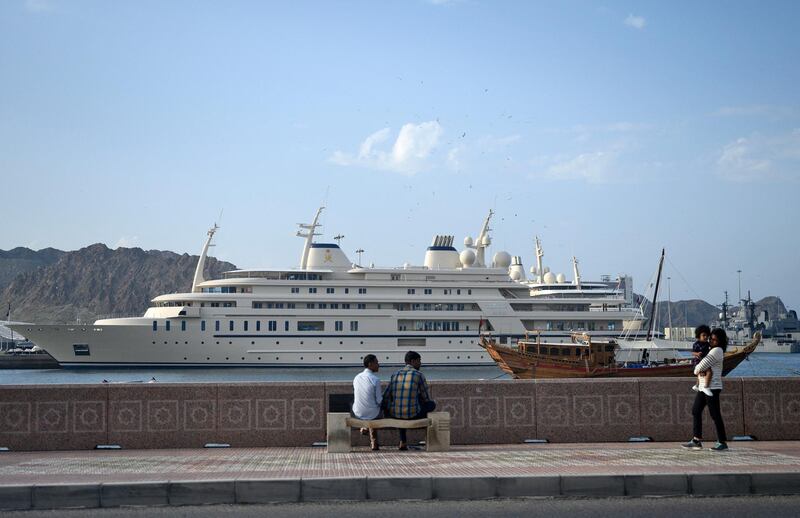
[464,236,474,247]
[544,266,550,273]
[530,266,538,275]
[510,270,522,281]
[482,236,491,246]
[493,251,512,268]
[556,273,566,283]
[459,249,476,267]
[543,271,557,284]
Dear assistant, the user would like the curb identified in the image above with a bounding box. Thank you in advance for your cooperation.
[2,472,800,510]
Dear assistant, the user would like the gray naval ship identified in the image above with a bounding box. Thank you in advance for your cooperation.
[716,292,800,353]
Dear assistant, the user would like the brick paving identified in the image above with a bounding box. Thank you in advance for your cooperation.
[2,442,800,485]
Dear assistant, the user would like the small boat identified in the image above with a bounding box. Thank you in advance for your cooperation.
[478,331,760,379]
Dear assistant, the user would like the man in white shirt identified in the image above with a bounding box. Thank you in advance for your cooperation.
[352,354,382,450]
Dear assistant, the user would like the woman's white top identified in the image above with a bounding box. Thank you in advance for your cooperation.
[694,347,724,390]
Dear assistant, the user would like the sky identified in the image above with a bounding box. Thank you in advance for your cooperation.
[1,0,799,310]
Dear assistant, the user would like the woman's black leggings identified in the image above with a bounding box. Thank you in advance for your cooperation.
[692,389,727,443]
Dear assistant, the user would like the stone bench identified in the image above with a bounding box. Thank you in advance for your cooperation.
[326,412,450,453]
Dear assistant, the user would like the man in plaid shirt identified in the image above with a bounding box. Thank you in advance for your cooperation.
[383,350,436,450]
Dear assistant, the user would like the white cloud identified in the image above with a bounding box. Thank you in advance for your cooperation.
[330,121,444,175]
[624,14,646,30]
[538,151,619,183]
[446,146,462,170]
[24,0,54,13]
[114,236,140,249]
[714,104,795,118]
[716,130,800,182]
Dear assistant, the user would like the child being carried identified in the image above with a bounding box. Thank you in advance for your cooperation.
[691,324,714,397]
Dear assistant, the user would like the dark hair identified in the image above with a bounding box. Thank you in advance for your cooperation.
[404,351,421,364]
[363,354,377,368]
[695,324,711,339]
[710,328,728,352]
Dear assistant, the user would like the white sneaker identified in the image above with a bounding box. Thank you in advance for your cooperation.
[702,388,714,396]
[692,384,699,392]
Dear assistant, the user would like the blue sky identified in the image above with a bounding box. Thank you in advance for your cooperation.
[1,0,799,309]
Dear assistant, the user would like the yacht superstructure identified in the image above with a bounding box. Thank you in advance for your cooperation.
[12,208,640,367]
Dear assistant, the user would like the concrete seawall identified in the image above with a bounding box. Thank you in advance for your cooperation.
[1,378,798,451]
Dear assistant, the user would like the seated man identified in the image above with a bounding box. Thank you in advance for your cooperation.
[383,350,436,450]
[352,354,382,450]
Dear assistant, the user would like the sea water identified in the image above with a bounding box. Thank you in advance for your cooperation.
[1,353,798,384]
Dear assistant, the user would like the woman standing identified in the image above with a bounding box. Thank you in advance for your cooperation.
[682,328,729,451]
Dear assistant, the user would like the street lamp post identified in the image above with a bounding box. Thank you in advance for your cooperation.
[737,269,742,303]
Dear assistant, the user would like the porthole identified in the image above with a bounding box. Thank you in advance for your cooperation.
[318,356,322,360]
[241,357,245,360]
[175,341,178,345]
[447,356,450,359]
[276,341,280,344]
[448,340,452,344]
[225,357,229,360]
[258,357,261,360]
[228,341,232,345]
[318,341,322,344]
[300,356,304,360]
[163,341,167,344]
[275,356,279,360]
[339,341,343,345]
[201,341,204,345]
[184,341,188,345]
[467,356,470,359]
[183,357,187,360]
[339,356,343,360]
[360,341,364,344]
[300,341,304,345]
[206,357,210,360]
[251,341,255,345]
[152,341,156,344]
[216,341,220,345]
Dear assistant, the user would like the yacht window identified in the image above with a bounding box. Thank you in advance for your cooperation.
[201,321,206,332]
[215,321,220,332]
[468,289,472,295]
[275,303,284,309]
[408,289,416,295]
[298,321,324,331]
[319,303,327,309]
[358,288,367,294]
[253,302,262,309]
[309,287,317,294]
[391,274,401,280]
[424,289,432,295]
[342,303,351,309]
[229,321,234,331]
[335,321,343,331]
[326,288,335,294]
[244,321,249,332]
[165,321,171,331]
[287,303,296,309]
[285,321,289,331]
[345,288,350,294]
[357,303,366,310]
[152,321,157,331]
[181,321,186,331]
[291,287,299,293]
[457,289,461,295]
[331,303,338,309]
[269,321,277,331]
[307,303,315,309]
[350,321,359,331]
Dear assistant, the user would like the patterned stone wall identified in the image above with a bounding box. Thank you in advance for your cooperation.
[1,378,798,451]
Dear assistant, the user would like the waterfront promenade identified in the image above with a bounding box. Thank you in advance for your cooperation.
[2,441,800,509]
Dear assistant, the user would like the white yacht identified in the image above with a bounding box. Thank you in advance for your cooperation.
[11,208,640,367]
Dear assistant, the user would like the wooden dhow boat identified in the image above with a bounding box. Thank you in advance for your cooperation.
[478,331,760,379]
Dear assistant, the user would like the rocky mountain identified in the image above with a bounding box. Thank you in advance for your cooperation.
[0,247,64,291]
[640,295,791,329]
[0,244,236,324]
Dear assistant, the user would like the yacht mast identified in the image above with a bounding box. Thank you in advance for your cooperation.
[191,224,219,293]
[645,248,665,341]
[571,256,582,289]
[297,206,324,270]
[474,209,493,267]
[535,236,544,282]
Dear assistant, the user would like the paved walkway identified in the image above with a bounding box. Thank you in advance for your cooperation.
[3,442,800,484]
[2,442,800,509]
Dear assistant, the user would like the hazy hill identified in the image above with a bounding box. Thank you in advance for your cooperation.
[0,244,236,324]
[0,247,64,291]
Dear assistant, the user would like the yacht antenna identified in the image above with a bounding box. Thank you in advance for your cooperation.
[333,234,344,246]
[297,206,324,269]
[645,248,665,342]
[535,236,544,282]
[355,248,365,266]
[474,209,493,267]
[571,256,582,289]
[191,223,220,293]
